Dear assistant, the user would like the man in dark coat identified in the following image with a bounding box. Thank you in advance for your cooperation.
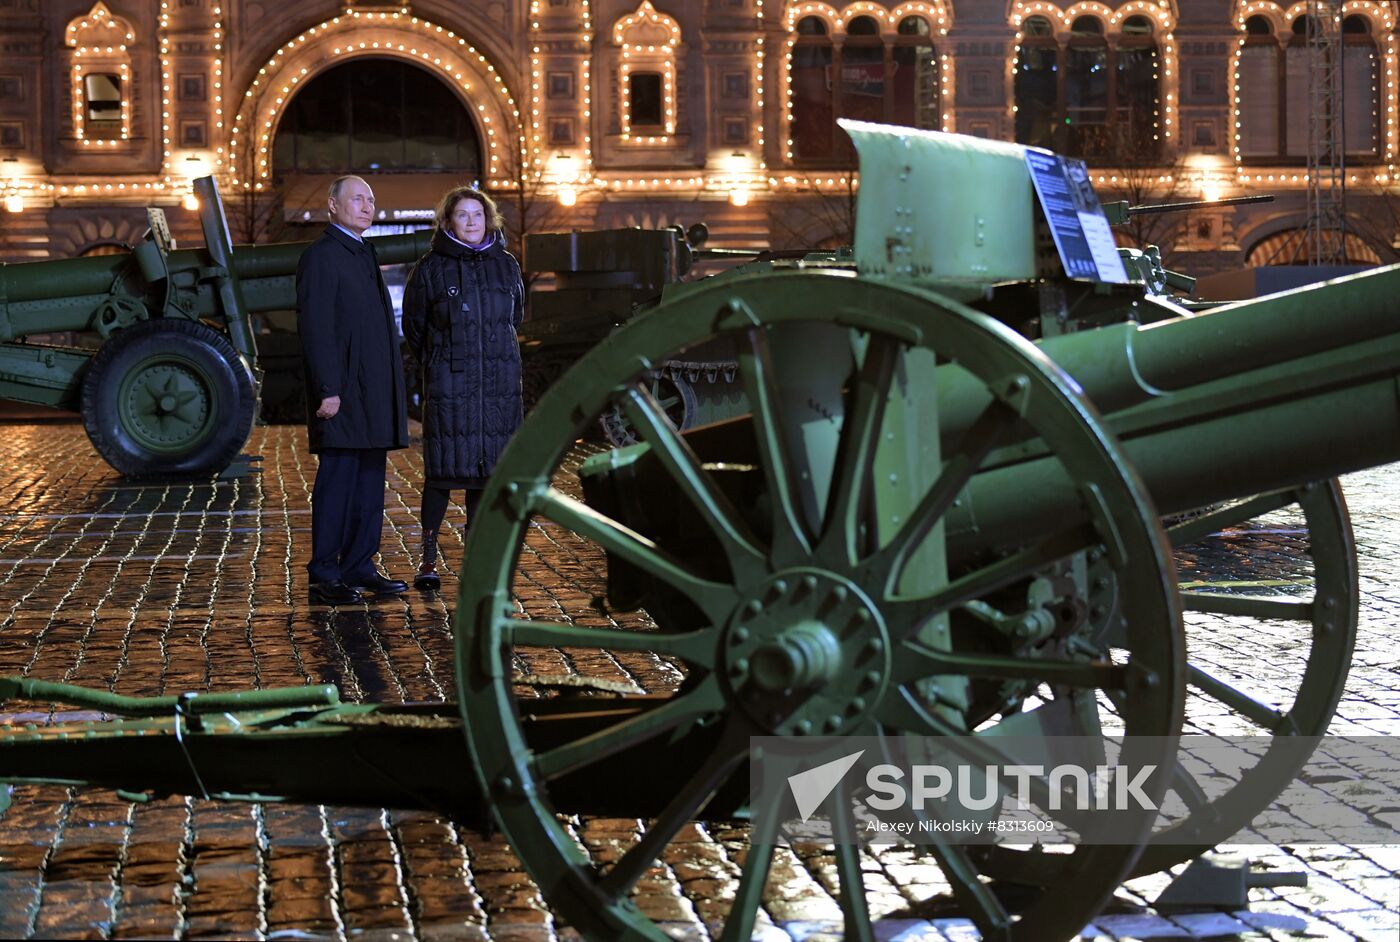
[296,174,410,605]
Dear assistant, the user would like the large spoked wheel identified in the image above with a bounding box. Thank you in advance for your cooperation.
[457,271,1185,941]
[973,480,1357,885]
[1131,480,1357,873]
[82,318,256,477]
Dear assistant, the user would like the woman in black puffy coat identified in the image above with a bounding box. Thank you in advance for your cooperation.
[402,187,524,589]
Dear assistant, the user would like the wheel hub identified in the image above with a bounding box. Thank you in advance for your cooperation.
[121,362,211,451]
[723,569,890,734]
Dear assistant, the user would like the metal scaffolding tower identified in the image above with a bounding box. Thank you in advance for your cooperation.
[1304,0,1347,264]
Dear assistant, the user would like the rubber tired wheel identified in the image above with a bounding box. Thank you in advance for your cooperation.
[457,270,1186,942]
[82,317,255,477]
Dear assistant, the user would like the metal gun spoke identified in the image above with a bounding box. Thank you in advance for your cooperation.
[1167,489,1297,547]
[877,397,1020,588]
[924,841,1013,941]
[832,777,876,942]
[1188,664,1292,732]
[1167,757,1214,817]
[819,332,901,568]
[620,384,766,570]
[599,725,748,900]
[737,326,814,564]
[532,679,720,780]
[533,488,735,622]
[1181,593,1313,621]
[719,784,783,942]
[874,692,1097,834]
[504,620,720,671]
[884,523,1101,638]
[892,639,1132,692]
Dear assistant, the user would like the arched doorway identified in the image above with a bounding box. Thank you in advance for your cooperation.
[1246,228,1382,266]
[271,58,481,177]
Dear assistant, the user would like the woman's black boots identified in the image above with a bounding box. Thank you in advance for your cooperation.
[415,529,442,590]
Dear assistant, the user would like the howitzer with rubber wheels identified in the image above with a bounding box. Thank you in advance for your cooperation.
[0,177,430,477]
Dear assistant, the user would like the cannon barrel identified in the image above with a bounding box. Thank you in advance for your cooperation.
[4,127,1398,941]
[0,177,432,477]
[938,264,1400,553]
[0,231,430,339]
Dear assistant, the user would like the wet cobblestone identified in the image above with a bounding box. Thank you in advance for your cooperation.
[0,424,1394,939]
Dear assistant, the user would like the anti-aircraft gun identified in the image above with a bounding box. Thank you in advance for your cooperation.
[3,123,1399,941]
[0,178,430,476]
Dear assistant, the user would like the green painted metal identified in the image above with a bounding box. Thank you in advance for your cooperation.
[193,176,261,394]
[457,271,1183,941]
[0,176,430,476]
[0,342,90,409]
[1,127,1399,939]
[0,224,428,339]
[115,350,218,455]
[0,676,339,715]
[842,119,1037,290]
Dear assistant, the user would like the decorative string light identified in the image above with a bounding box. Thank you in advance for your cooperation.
[1006,1,1177,141]
[1229,1,1396,175]
[755,0,767,165]
[229,9,522,189]
[213,6,224,170]
[783,3,950,159]
[582,0,594,179]
[614,1,682,142]
[530,0,543,178]
[66,2,135,146]
[160,1,171,184]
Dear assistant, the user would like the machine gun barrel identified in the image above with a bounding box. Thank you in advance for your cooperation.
[1126,194,1275,215]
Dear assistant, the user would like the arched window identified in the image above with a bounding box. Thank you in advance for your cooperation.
[1273,14,1380,160]
[1114,17,1160,154]
[272,59,480,175]
[790,13,943,164]
[1065,17,1109,155]
[1284,16,1319,156]
[1015,14,1162,161]
[892,16,939,129]
[1238,15,1280,158]
[1014,16,1059,150]
[840,16,886,132]
[1341,15,1380,156]
[1246,227,1381,265]
[791,16,835,160]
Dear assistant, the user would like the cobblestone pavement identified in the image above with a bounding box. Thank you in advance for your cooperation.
[0,424,1395,941]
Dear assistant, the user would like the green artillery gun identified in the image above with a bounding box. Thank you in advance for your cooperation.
[0,178,430,476]
[2,123,1395,940]
[523,224,850,444]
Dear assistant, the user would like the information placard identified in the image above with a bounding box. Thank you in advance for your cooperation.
[1025,149,1128,283]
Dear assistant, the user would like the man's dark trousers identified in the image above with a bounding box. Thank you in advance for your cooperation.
[308,447,388,584]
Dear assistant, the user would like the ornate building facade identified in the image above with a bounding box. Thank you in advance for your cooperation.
[0,0,1397,275]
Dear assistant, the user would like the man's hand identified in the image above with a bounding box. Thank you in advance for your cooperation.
[317,395,341,419]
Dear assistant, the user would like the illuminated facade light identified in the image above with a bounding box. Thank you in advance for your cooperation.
[67,2,135,145]
[614,1,682,142]
[229,11,521,189]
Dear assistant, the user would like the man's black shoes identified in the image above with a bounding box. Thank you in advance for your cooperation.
[309,581,364,606]
[344,572,409,596]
